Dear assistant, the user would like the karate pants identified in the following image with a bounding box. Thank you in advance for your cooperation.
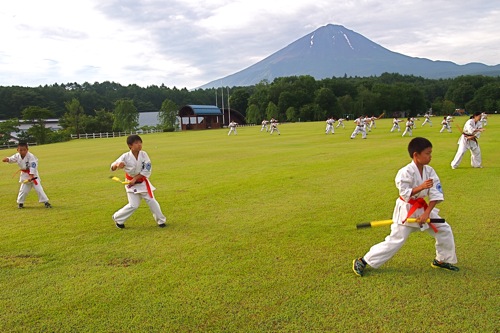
[451,142,482,168]
[351,126,366,138]
[113,191,166,225]
[402,127,412,137]
[17,181,49,204]
[364,222,457,269]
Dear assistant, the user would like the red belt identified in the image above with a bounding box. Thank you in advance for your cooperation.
[21,169,38,185]
[400,196,438,232]
[126,173,153,198]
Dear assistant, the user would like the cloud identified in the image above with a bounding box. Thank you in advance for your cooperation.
[0,0,498,89]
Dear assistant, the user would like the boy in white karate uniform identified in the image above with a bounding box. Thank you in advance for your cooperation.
[401,117,414,137]
[111,135,166,228]
[353,137,458,276]
[2,142,52,209]
[325,117,335,134]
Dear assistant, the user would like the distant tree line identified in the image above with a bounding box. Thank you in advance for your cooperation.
[0,73,499,145]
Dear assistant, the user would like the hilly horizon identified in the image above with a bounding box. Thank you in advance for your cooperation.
[198,24,500,89]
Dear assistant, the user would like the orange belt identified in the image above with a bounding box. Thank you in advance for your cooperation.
[21,169,38,185]
[125,173,153,198]
[400,196,438,232]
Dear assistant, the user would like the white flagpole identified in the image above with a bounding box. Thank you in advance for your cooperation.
[227,86,231,123]
[221,85,225,125]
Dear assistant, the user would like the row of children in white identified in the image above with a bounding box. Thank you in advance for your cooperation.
[260,118,280,135]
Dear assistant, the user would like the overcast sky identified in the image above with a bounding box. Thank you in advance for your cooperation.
[1,0,498,90]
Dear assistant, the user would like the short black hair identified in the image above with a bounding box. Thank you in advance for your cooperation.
[18,142,28,148]
[470,111,481,119]
[408,137,432,158]
[126,134,142,146]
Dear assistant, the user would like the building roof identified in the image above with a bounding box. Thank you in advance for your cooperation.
[180,105,222,116]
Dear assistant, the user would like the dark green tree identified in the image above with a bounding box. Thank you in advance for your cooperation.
[158,99,178,131]
[229,88,250,115]
[0,118,20,145]
[21,106,55,144]
[245,104,262,124]
[61,98,84,138]
[113,99,138,132]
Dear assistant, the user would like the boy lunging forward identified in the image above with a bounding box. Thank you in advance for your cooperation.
[353,137,458,276]
[111,135,166,228]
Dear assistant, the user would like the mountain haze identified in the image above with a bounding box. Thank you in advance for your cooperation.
[199,24,500,89]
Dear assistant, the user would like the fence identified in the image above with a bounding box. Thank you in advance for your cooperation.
[70,129,162,140]
[0,142,37,150]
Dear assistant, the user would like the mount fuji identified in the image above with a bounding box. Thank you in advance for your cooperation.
[199,24,500,89]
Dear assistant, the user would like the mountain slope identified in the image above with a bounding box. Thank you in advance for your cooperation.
[199,24,500,89]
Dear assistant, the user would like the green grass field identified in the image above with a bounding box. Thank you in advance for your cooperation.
[1,116,499,332]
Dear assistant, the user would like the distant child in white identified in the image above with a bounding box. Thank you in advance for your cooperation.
[402,117,414,137]
[270,120,280,135]
[439,117,452,133]
[422,114,432,127]
[110,135,166,228]
[336,118,345,128]
[369,116,377,131]
[350,115,367,139]
[325,117,335,134]
[228,121,238,135]
[390,117,402,132]
[480,112,487,127]
[260,119,269,132]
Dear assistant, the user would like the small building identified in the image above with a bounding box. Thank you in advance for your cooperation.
[178,105,223,130]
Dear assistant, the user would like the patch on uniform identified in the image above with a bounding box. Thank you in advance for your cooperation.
[31,162,37,168]
[145,162,151,171]
[436,182,443,193]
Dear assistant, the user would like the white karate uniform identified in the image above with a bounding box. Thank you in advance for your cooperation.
[111,150,166,225]
[228,122,237,135]
[270,123,280,135]
[422,115,432,127]
[439,120,451,133]
[350,117,366,139]
[450,118,482,169]
[325,119,335,134]
[402,120,413,137]
[6,152,50,204]
[390,119,401,132]
[336,119,345,128]
[261,120,268,132]
[364,161,457,268]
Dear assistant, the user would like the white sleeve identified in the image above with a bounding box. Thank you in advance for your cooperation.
[28,156,39,174]
[7,154,18,164]
[395,167,413,202]
[427,167,444,202]
[110,153,126,170]
[140,152,152,178]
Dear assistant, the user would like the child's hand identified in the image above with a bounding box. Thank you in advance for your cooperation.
[420,179,433,190]
[111,162,125,171]
[416,211,431,227]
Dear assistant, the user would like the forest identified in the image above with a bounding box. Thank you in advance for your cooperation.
[0,73,499,144]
